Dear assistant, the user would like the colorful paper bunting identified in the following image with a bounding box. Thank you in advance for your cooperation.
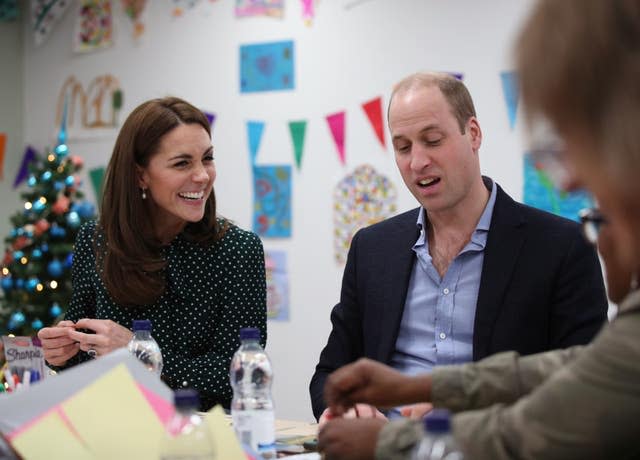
[326,111,346,165]
[121,0,146,38]
[501,71,519,130]
[203,111,216,128]
[301,0,314,25]
[247,121,265,166]
[89,167,105,204]
[361,97,385,148]
[0,133,6,180]
[235,0,284,18]
[13,146,36,189]
[288,121,307,170]
[448,72,464,81]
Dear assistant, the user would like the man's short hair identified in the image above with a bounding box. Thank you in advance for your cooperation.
[388,72,477,134]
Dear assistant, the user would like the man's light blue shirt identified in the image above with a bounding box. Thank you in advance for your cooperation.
[389,180,497,377]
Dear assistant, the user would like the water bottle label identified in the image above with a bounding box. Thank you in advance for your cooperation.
[232,410,275,451]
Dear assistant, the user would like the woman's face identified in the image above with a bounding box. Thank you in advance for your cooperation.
[563,129,638,273]
[138,123,215,242]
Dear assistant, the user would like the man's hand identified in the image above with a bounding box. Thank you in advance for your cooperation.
[67,319,133,357]
[318,404,387,429]
[318,417,386,460]
[324,358,432,416]
[400,402,434,419]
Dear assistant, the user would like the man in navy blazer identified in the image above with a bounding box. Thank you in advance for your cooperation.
[310,72,608,422]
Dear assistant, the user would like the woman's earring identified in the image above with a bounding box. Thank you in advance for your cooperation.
[141,188,147,200]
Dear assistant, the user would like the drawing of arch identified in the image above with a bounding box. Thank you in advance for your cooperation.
[86,74,122,128]
[56,76,88,129]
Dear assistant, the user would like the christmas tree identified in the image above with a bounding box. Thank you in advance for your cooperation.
[0,110,96,336]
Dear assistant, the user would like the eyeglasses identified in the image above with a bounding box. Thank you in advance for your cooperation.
[579,208,607,245]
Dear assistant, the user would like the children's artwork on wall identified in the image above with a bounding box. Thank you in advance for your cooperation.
[30,0,72,46]
[265,249,289,321]
[288,120,307,170]
[89,167,105,203]
[333,164,397,264]
[235,0,283,18]
[500,71,519,130]
[240,40,294,93]
[326,111,346,165]
[0,0,19,21]
[523,152,592,222]
[253,165,291,238]
[74,0,113,53]
[120,0,146,38]
[0,133,6,180]
[56,75,123,136]
[171,0,199,17]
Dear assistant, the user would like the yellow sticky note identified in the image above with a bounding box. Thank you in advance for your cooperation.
[204,405,246,460]
[62,364,165,460]
[11,409,94,460]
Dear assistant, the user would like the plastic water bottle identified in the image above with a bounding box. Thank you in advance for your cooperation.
[230,327,275,459]
[413,409,463,460]
[159,389,216,460]
[127,319,163,376]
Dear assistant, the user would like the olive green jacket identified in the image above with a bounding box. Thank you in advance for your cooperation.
[377,290,640,460]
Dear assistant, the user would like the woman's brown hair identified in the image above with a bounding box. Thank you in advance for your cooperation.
[98,97,225,306]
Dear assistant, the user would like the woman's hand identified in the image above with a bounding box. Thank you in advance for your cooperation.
[67,319,133,358]
[318,404,387,429]
[37,320,80,366]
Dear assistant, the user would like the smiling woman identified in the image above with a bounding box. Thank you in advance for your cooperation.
[37,97,267,411]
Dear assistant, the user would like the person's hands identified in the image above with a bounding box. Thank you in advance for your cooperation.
[400,402,433,419]
[67,319,133,358]
[324,358,432,416]
[318,417,386,460]
[37,320,79,366]
[318,404,387,429]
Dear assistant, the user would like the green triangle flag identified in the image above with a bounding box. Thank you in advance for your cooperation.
[89,167,106,207]
[288,120,307,170]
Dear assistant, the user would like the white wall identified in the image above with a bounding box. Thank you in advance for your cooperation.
[16,0,537,421]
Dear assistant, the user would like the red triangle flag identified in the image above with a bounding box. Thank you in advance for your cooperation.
[362,97,385,148]
[326,111,346,165]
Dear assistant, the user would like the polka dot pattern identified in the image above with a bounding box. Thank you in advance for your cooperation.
[59,220,267,411]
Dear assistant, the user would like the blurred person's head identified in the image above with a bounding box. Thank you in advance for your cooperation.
[517,0,640,272]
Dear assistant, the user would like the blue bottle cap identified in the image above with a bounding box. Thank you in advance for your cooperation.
[173,388,200,409]
[424,409,451,433]
[239,327,260,340]
[132,319,152,332]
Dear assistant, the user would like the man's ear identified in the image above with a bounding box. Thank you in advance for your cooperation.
[467,117,482,151]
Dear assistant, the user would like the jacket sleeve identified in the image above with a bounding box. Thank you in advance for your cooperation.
[547,226,608,348]
[309,230,365,420]
[161,231,267,411]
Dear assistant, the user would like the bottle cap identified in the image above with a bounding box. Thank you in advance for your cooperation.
[424,409,451,433]
[173,388,200,409]
[239,327,260,341]
[132,319,152,332]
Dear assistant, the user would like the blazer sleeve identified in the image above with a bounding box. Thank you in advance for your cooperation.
[548,226,608,348]
[309,230,365,420]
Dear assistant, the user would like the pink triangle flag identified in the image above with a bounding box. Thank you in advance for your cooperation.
[361,97,385,148]
[326,111,346,165]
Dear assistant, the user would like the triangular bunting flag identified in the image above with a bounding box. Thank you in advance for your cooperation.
[13,145,36,188]
[447,72,464,81]
[31,0,72,47]
[500,71,519,130]
[0,133,6,180]
[203,110,216,132]
[326,112,346,165]
[361,97,385,148]
[89,167,106,205]
[301,0,314,25]
[247,120,265,166]
[288,121,307,170]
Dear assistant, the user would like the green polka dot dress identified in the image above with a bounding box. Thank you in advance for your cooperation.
[56,220,267,411]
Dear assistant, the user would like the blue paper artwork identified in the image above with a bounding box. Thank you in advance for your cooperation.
[253,165,292,237]
[523,153,593,222]
[265,250,289,321]
[240,40,295,93]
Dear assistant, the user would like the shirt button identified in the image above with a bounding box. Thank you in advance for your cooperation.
[439,332,446,340]
[443,288,450,295]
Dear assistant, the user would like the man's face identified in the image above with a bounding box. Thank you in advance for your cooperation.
[389,86,482,214]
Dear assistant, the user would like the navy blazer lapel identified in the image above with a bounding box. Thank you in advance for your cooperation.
[473,185,526,360]
[376,209,421,364]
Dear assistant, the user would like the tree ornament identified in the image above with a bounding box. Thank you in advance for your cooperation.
[47,259,63,277]
[32,319,44,330]
[52,195,71,214]
[50,302,63,317]
[66,211,81,229]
